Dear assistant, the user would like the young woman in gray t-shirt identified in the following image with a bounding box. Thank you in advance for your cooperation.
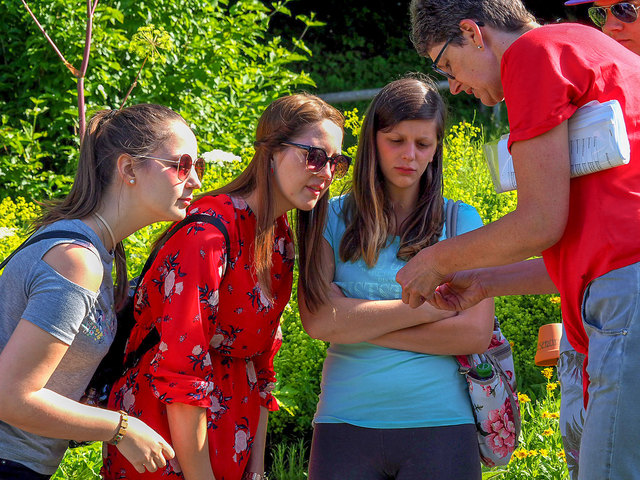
[0,104,204,478]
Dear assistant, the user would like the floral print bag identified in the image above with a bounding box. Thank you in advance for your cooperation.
[446,200,522,467]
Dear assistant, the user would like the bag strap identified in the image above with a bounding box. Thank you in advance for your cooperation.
[134,214,230,297]
[1,230,94,270]
[121,213,230,373]
[445,199,461,240]
[444,200,477,370]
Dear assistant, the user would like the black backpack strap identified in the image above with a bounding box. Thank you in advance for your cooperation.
[1,230,94,270]
[445,199,461,239]
[121,214,230,374]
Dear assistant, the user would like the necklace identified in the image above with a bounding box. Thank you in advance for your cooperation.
[93,212,116,252]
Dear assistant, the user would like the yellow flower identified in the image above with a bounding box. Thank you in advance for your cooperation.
[518,393,531,403]
[528,450,538,456]
[549,296,561,304]
[546,382,559,392]
[541,410,559,419]
[539,449,549,457]
[543,429,555,436]
[557,450,566,460]
[514,449,528,459]
[542,368,554,380]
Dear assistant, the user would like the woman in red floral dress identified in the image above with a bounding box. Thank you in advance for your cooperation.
[103,93,351,480]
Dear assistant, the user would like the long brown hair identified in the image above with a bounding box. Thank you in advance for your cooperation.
[34,104,188,308]
[203,93,344,309]
[340,75,447,267]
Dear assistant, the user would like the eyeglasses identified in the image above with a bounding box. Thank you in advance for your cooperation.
[280,142,351,179]
[588,2,640,27]
[141,153,205,181]
[430,21,485,81]
[432,36,456,80]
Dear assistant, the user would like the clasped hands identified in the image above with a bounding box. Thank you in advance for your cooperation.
[396,247,487,311]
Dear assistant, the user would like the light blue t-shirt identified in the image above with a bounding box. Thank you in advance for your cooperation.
[314,195,484,428]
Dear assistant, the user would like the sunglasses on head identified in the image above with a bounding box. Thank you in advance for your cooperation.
[588,2,640,27]
[141,153,205,181]
[281,142,351,179]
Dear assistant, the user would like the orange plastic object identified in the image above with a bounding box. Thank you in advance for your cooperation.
[534,323,563,367]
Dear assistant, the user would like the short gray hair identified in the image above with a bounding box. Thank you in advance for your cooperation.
[410,0,535,56]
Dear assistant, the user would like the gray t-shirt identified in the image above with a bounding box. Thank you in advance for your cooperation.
[0,219,116,475]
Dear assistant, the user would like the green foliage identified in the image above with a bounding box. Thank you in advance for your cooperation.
[0,0,316,201]
[497,295,563,393]
[128,24,173,63]
[443,121,517,223]
[0,99,74,200]
[271,274,327,437]
[269,438,309,480]
[52,442,102,480]
[0,196,42,262]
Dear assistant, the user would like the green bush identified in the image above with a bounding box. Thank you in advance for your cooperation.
[0,0,316,201]
[497,295,563,393]
[53,442,102,480]
[271,276,328,439]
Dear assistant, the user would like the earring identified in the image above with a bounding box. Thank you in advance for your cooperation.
[477,45,482,49]
[129,179,135,184]
[270,159,275,174]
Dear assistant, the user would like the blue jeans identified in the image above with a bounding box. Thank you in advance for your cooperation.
[0,458,50,479]
[578,261,640,480]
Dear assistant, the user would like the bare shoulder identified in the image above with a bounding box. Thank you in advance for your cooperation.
[42,243,103,293]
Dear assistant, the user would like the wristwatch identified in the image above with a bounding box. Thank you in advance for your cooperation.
[242,473,267,480]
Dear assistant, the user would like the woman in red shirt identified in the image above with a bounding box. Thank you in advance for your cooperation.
[103,93,350,480]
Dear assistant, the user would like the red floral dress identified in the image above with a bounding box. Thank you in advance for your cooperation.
[103,194,294,480]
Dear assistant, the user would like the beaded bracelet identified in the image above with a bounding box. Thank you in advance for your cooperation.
[108,410,129,445]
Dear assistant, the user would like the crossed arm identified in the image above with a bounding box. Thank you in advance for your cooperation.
[299,238,495,355]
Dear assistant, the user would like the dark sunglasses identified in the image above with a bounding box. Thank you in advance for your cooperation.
[142,153,205,181]
[281,142,351,179]
[588,2,640,27]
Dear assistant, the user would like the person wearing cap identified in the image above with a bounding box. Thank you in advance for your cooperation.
[566,0,640,54]
[403,0,640,479]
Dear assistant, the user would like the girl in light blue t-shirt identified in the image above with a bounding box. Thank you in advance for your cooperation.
[300,76,495,479]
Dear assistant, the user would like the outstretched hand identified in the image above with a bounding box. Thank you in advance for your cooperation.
[428,270,489,311]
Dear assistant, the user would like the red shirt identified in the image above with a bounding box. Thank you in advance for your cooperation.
[502,24,640,360]
[103,194,294,480]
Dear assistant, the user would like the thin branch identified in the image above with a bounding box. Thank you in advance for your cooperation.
[20,0,80,77]
[78,0,99,142]
[120,55,148,110]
